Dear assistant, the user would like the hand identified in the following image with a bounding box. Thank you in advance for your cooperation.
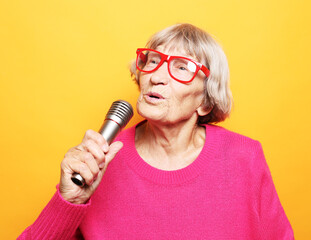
[59,129,123,204]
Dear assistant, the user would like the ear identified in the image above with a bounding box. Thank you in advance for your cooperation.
[196,104,211,116]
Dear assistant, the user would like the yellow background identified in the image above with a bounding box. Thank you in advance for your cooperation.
[1,0,310,239]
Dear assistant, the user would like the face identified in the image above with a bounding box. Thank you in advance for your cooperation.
[136,45,208,125]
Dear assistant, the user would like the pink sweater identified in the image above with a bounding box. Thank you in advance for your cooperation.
[18,123,294,239]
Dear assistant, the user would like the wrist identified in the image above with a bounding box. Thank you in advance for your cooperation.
[58,183,90,205]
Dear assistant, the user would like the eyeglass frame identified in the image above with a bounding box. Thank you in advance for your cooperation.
[136,48,210,84]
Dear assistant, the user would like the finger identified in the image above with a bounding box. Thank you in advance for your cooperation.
[81,153,100,180]
[99,141,123,168]
[64,150,100,180]
[68,159,95,186]
[84,129,109,152]
[69,151,101,178]
[81,139,106,164]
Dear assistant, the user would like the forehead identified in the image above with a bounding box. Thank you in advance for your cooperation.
[154,42,199,62]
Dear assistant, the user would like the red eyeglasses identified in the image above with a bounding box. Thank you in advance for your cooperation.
[136,48,210,83]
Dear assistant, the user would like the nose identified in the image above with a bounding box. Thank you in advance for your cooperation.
[149,62,170,85]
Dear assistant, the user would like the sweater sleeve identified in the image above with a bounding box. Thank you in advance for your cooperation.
[254,142,294,239]
[17,185,90,240]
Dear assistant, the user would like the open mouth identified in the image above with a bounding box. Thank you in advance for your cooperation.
[147,92,164,99]
[149,95,160,99]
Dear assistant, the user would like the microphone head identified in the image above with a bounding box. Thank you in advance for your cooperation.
[105,100,134,129]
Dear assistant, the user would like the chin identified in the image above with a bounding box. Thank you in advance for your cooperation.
[137,102,167,123]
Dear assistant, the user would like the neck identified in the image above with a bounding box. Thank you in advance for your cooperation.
[135,117,206,170]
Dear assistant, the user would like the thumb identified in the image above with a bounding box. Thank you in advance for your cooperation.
[92,141,123,188]
[104,141,123,166]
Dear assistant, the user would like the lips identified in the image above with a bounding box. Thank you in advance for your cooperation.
[146,92,165,99]
[143,91,165,104]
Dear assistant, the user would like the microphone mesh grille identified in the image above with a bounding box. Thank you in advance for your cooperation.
[106,100,134,128]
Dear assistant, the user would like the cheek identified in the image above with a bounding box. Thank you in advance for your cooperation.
[190,80,205,100]
[138,76,149,93]
[137,93,144,103]
[172,83,204,103]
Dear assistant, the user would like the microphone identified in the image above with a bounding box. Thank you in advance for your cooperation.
[71,100,134,187]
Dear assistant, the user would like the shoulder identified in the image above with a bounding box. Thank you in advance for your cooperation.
[204,124,261,148]
[204,124,265,169]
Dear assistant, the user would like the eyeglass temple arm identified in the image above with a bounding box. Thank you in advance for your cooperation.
[138,51,147,63]
[201,65,210,78]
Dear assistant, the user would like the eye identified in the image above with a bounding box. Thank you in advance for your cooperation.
[172,60,190,72]
[146,54,161,65]
[149,59,158,64]
[171,58,197,73]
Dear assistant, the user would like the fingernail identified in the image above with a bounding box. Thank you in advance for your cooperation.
[99,162,105,169]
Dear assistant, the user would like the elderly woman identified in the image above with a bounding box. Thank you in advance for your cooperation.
[18,23,294,239]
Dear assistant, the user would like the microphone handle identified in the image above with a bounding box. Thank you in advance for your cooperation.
[71,120,120,187]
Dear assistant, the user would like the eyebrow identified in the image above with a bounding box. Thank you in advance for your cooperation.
[155,45,195,59]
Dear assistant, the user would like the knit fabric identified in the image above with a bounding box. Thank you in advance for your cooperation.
[18,123,294,239]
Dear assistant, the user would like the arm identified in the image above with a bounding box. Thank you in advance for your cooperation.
[17,186,89,240]
[18,130,123,239]
[254,142,294,239]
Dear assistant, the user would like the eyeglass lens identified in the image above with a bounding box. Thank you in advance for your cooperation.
[137,50,197,82]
